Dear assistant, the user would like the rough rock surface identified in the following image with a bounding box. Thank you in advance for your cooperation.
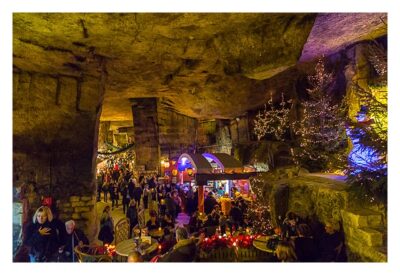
[13,13,386,121]
[265,174,387,262]
[300,13,386,62]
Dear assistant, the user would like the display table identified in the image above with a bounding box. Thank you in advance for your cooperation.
[252,235,276,254]
[149,228,164,239]
[115,238,159,262]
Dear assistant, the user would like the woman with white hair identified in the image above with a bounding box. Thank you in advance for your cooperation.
[24,206,59,262]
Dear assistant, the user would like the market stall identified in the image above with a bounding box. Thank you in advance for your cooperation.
[173,153,256,213]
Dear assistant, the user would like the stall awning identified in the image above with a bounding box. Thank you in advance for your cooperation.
[177,153,213,174]
[202,153,244,173]
[195,172,257,186]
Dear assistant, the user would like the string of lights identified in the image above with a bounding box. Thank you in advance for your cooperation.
[253,92,291,141]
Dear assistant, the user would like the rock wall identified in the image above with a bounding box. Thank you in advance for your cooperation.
[263,173,387,262]
[13,66,106,243]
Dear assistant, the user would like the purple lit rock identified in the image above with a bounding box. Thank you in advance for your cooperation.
[300,13,386,62]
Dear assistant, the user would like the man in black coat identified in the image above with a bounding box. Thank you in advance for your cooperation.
[204,192,218,215]
[158,227,197,262]
[132,184,143,205]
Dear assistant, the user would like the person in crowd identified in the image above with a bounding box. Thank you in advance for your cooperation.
[220,193,232,216]
[165,182,172,194]
[217,186,225,197]
[126,199,139,238]
[185,190,196,216]
[58,220,89,262]
[159,198,167,216]
[172,190,182,215]
[96,171,104,202]
[148,175,157,189]
[120,181,130,214]
[210,205,222,225]
[137,202,146,228]
[275,240,297,262]
[319,221,347,262]
[150,186,158,212]
[282,212,299,239]
[160,213,174,229]
[188,211,202,234]
[110,181,120,210]
[165,192,177,219]
[132,183,143,207]
[142,184,150,210]
[146,210,160,231]
[204,192,218,215]
[102,172,110,203]
[25,206,59,262]
[158,226,197,262]
[127,251,143,263]
[229,201,243,231]
[98,206,114,245]
[128,178,136,200]
[157,183,165,202]
[293,223,318,262]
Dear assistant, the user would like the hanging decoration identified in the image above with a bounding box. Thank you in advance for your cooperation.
[253,92,292,141]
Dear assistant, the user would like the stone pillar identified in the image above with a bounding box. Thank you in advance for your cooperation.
[13,60,106,243]
[216,119,232,154]
[131,98,160,171]
[98,121,111,151]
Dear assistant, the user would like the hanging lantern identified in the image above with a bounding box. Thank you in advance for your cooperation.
[172,169,178,176]
[187,168,194,177]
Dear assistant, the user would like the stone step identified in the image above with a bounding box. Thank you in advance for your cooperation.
[345,226,385,247]
[341,209,383,228]
[347,240,387,262]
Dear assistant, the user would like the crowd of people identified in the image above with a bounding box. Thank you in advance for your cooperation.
[273,212,347,262]
[19,161,347,263]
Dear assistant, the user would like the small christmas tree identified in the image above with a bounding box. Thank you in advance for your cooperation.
[292,58,347,171]
[245,176,273,235]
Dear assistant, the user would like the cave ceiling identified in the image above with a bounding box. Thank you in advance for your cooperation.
[13,13,387,121]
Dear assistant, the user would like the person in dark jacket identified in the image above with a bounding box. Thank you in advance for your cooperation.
[25,206,59,262]
[110,181,119,210]
[318,221,347,262]
[126,200,139,238]
[294,223,318,262]
[132,184,143,206]
[98,206,114,245]
[165,192,177,219]
[204,192,218,215]
[120,182,130,214]
[58,220,89,262]
[158,227,197,262]
[229,201,243,231]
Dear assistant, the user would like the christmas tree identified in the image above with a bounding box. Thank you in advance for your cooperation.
[346,43,387,204]
[292,58,347,171]
[245,176,273,235]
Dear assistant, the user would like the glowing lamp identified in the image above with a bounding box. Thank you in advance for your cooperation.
[181,157,188,165]
[172,169,178,176]
[187,168,194,176]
